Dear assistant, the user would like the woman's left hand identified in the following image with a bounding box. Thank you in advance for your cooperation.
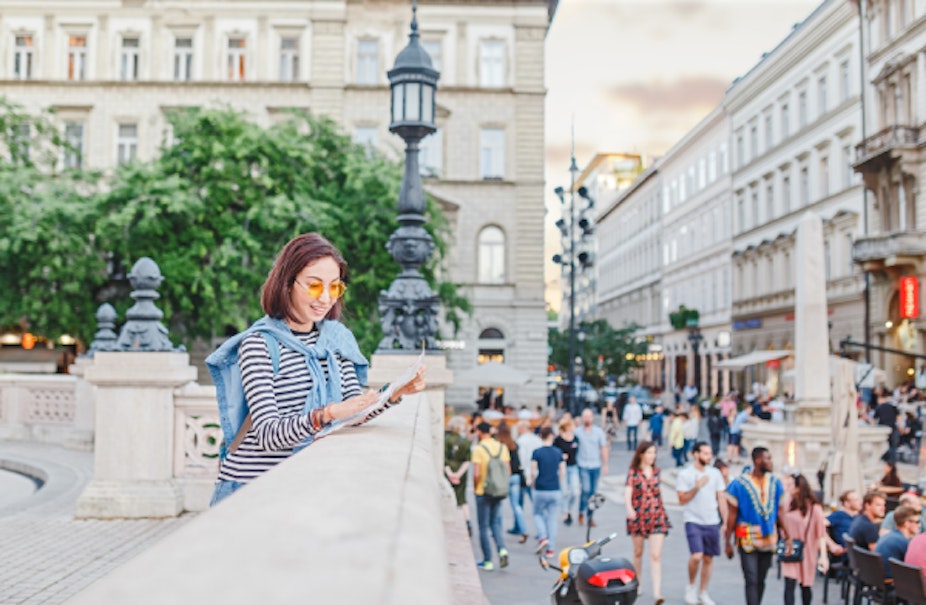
[818,555,829,574]
[391,366,427,400]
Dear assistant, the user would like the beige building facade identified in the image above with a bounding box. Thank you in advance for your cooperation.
[0,0,554,409]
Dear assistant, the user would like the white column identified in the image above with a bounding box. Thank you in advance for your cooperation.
[76,352,196,518]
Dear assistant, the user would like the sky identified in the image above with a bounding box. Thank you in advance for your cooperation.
[543,0,823,309]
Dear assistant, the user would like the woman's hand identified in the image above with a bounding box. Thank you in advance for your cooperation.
[626,509,637,521]
[390,366,428,401]
[818,554,829,574]
[329,391,379,421]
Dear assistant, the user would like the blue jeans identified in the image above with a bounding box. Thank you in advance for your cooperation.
[533,490,562,551]
[209,479,246,507]
[476,494,507,562]
[578,466,601,515]
[507,474,527,535]
[627,425,639,451]
[561,465,580,517]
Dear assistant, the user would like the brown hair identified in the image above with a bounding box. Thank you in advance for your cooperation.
[838,490,857,505]
[496,422,517,452]
[788,474,819,516]
[629,440,656,471]
[260,233,348,323]
[863,491,886,508]
[893,505,919,527]
[881,461,902,488]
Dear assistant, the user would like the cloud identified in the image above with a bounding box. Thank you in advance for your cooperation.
[607,75,728,113]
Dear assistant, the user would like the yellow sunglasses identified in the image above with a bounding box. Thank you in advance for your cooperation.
[295,279,347,300]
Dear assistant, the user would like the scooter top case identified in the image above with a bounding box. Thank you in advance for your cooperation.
[574,556,638,605]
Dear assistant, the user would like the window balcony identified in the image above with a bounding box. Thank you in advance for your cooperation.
[852,231,926,272]
[854,125,919,172]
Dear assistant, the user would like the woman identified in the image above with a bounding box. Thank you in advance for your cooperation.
[625,440,671,605]
[554,416,580,526]
[668,410,686,468]
[209,233,426,505]
[444,416,472,536]
[683,405,701,461]
[874,460,904,495]
[780,474,828,605]
[497,422,529,543]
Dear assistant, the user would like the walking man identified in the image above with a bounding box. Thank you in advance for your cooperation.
[471,421,510,571]
[576,407,609,526]
[724,447,787,605]
[624,396,643,451]
[530,426,565,557]
[677,442,727,605]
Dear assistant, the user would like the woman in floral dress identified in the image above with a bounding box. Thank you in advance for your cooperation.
[625,440,671,605]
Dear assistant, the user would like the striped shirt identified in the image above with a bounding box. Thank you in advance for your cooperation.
[217,328,362,482]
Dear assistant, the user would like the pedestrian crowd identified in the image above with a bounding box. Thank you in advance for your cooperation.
[447,381,926,605]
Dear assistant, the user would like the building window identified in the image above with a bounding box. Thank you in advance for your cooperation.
[798,90,808,127]
[818,75,827,116]
[846,233,854,274]
[765,114,773,151]
[173,36,193,81]
[736,133,745,167]
[781,103,790,138]
[719,142,728,174]
[820,156,829,198]
[750,125,758,160]
[698,158,706,189]
[227,37,246,81]
[478,226,506,283]
[737,194,745,233]
[751,187,759,228]
[419,128,442,177]
[708,150,717,182]
[843,145,853,188]
[782,174,791,214]
[353,126,377,155]
[479,39,505,87]
[356,39,378,85]
[422,39,442,72]
[766,182,775,220]
[279,36,299,82]
[824,239,831,280]
[13,35,34,80]
[63,122,84,169]
[800,165,809,205]
[67,35,87,80]
[840,60,850,102]
[479,128,505,179]
[784,251,792,288]
[116,123,138,164]
[119,36,140,81]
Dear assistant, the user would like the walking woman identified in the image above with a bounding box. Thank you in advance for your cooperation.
[625,440,671,604]
[497,422,529,543]
[780,474,828,605]
[554,416,580,526]
[207,233,427,505]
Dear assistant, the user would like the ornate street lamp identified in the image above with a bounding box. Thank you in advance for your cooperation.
[687,321,704,399]
[376,1,442,352]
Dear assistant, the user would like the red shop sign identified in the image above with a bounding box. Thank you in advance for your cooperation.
[900,276,920,319]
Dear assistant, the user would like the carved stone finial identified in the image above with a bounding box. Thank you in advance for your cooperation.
[86,303,120,356]
[115,257,185,352]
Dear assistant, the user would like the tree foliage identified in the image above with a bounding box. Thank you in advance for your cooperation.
[0,100,468,357]
[548,319,648,388]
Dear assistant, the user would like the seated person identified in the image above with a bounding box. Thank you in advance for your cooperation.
[875,505,920,577]
[827,490,861,557]
[880,492,925,536]
[848,491,886,550]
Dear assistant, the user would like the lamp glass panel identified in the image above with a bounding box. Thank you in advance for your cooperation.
[406,82,421,121]
[392,85,402,122]
[422,85,434,124]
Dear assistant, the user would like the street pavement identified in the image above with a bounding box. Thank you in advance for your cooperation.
[0,441,192,605]
[471,426,837,605]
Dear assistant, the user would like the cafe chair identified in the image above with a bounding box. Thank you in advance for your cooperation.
[888,558,926,605]
[853,545,894,605]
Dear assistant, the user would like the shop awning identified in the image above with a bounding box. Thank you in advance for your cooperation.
[715,350,791,370]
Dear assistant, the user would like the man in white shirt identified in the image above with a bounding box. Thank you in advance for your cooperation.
[683,382,699,405]
[676,441,728,605]
[623,396,643,451]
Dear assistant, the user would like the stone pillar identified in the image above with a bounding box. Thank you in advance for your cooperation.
[368,352,452,481]
[794,211,830,425]
[76,351,196,518]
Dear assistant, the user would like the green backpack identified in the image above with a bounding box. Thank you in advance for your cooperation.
[480,443,511,498]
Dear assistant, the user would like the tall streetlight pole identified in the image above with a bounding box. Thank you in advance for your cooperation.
[376,0,442,352]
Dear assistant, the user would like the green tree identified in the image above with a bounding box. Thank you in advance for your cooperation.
[95,107,467,356]
[0,99,107,343]
[548,319,647,388]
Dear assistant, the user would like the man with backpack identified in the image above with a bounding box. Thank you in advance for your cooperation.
[472,421,511,571]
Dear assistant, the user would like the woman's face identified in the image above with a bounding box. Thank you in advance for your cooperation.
[643,446,656,466]
[289,256,342,328]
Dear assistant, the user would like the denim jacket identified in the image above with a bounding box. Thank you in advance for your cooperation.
[206,315,369,457]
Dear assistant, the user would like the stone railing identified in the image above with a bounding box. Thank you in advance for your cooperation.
[0,373,92,450]
[855,124,919,164]
[852,231,926,265]
[67,391,457,605]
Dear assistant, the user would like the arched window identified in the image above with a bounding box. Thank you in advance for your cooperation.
[478,226,506,283]
[478,327,505,364]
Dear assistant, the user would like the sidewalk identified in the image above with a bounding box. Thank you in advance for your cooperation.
[0,441,192,605]
[473,430,837,605]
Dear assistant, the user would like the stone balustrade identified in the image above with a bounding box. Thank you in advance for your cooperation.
[0,373,92,450]
[67,391,457,605]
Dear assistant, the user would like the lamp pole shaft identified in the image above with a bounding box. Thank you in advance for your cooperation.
[567,168,578,416]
